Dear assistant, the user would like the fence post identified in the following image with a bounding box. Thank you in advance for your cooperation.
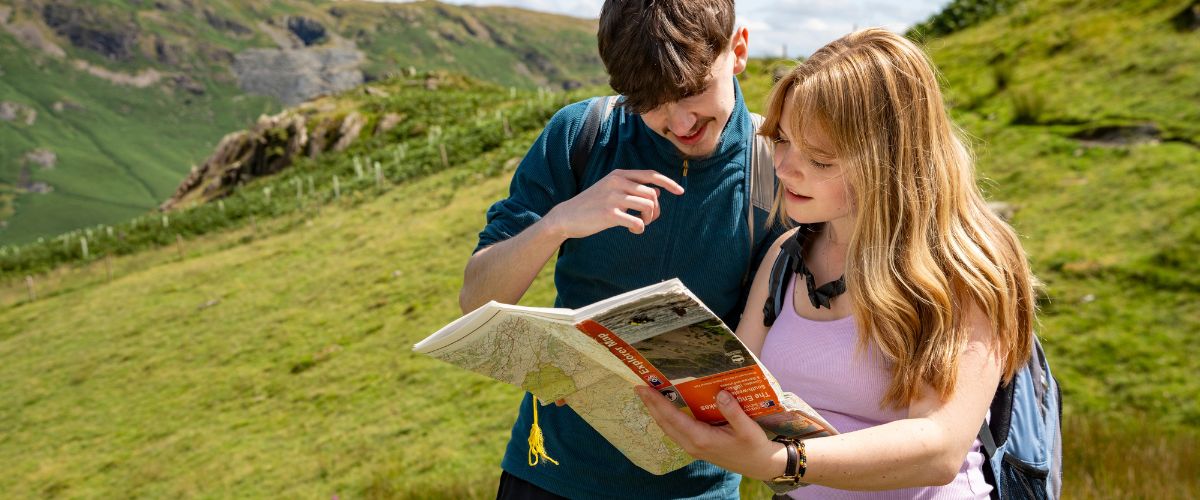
[333,176,341,198]
[503,117,512,137]
[81,238,89,260]
[106,255,113,281]
[251,215,258,235]
[439,143,449,169]
[176,234,184,260]
[374,161,383,188]
[26,275,35,301]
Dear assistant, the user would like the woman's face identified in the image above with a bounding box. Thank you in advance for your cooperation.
[772,97,853,225]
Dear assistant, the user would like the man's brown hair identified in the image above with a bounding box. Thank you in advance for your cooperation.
[598,0,735,114]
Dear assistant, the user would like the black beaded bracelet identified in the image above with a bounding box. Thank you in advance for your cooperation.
[796,439,808,478]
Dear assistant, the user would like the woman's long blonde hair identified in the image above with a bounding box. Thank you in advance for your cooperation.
[760,28,1036,407]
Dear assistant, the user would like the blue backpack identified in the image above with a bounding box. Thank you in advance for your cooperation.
[762,247,1062,499]
[977,337,1063,499]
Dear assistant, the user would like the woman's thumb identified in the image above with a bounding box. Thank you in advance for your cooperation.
[715,390,757,431]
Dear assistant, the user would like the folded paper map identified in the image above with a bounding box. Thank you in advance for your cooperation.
[413,279,836,475]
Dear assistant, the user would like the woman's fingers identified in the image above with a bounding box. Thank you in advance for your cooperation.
[635,386,716,455]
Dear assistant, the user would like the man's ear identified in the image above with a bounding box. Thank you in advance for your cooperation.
[731,26,749,75]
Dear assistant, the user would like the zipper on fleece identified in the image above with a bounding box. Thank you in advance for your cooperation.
[657,158,690,281]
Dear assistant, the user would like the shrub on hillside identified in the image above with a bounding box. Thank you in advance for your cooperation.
[907,0,1020,42]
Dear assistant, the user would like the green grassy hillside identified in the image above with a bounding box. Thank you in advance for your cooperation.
[924,0,1200,427]
[2,0,1199,497]
[0,0,602,245]
[0,41,276,243]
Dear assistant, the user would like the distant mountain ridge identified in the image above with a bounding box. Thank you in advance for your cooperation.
[0,0,603,244]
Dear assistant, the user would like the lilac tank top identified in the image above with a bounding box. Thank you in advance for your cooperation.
[760,278,992,499]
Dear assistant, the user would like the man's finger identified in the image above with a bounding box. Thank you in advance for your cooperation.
[620,194,656,214]
[619,195,655,227]
[612,209,646,234]
[625,182,659,200]
[621,170,684,195]
[650,187,661,223]
[621,183,661,225]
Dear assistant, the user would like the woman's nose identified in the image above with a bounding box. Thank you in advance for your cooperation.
[774,148,800,178]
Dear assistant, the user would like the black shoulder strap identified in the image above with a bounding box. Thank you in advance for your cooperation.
[762,231,805,326]
[569,96,617,190]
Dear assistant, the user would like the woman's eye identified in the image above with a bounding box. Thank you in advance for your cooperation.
[810,160,833,169]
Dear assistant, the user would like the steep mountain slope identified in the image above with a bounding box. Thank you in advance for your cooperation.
[0,0,601,245]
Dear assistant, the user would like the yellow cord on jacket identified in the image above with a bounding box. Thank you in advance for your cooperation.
[527,395,560,466]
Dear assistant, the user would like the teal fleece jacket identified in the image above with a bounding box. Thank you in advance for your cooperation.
[475,79,782,499]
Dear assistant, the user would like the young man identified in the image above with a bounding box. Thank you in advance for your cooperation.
[460,1,781,498]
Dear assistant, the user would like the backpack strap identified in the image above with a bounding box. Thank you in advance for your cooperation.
[748,113,775,212]
[978,337,1051,457]
[762,238,795,327]
[978,419,999,458]
[569,96,617,190]
[745,112,776,286]
[762,228,810,327]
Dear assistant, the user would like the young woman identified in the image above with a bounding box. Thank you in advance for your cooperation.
[636,28,1037,498]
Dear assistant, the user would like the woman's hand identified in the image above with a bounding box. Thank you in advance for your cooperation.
[634,386,785,481]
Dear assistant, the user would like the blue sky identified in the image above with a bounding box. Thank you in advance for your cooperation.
[369,1,949,56]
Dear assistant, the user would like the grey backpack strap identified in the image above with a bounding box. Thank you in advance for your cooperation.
[747,113,777,269]
[749,112,776,212]
[569,96,618,190]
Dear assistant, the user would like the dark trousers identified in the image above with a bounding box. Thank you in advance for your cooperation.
[496,470,569,500]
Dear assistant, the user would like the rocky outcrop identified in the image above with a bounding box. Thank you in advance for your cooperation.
[330,112,365,152]
[41,3,138,61]
[0,101,37,126]
[0,13,66,58]
[172,75,206,95]
[161,105,381,210]
[375,112,404,137]
[16,165,53,194]
[1071,123,1161,147]
[22,148,57,169]
[152,35,184,65]
[286,16,327,46]
[232,47,364,105]
[205,9,252,36]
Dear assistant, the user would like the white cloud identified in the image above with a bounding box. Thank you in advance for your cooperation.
[367,0,949,56]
